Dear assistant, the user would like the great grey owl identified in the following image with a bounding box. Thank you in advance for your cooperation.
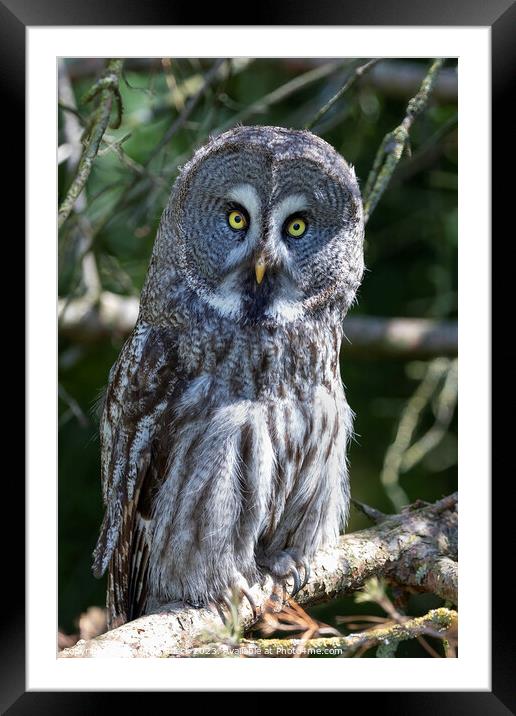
[92,125,365,628]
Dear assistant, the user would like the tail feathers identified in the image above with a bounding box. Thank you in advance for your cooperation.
[105,511,152,630]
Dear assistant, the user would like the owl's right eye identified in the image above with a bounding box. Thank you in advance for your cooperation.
[228,209,248,231]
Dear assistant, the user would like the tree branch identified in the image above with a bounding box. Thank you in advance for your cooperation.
[342,315,457,358]
[392,555,458,606]
[58,493,457,658]
[363,58,445,224]
[58,291,139,340]
[173,607,457,657]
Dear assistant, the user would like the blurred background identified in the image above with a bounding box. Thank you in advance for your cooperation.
[58,57,457,655]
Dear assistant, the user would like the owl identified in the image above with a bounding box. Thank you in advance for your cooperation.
[92,125,365,629]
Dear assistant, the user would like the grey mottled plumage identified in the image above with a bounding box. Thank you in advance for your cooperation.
[92,126,365,628]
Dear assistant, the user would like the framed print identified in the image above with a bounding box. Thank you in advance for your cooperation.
[5,0,513,709]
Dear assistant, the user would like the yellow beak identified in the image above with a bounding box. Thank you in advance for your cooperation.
[255,255,267,285]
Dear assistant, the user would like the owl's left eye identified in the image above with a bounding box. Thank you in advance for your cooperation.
[286,216,307,238]
[228,209,248,231]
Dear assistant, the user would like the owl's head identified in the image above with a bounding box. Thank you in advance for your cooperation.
[150,126,364,325]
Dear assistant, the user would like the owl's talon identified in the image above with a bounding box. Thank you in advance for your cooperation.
[240,586,258,621]
[222,594,234,612]
[299,559,311,590]
[288,566,302,597]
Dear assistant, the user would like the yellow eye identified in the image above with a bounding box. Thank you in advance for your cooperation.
[286,217,307,238]
[228,209,248,231]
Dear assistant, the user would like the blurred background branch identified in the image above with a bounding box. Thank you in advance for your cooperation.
[58,291,457,358]
[380,357,458,509]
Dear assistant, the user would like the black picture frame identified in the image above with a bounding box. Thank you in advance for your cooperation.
[6,0,513,711]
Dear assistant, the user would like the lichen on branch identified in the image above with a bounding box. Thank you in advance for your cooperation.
[363,58,445,223]
[177,607,457,658]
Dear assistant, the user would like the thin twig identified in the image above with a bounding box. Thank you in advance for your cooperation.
[216,60,349,132]
[362,58,445,224]
[380,357,452,510]
[147,58,227,163]
[58,383,88,428]
[351,499,387,523]
[58,59,124,230]
[305,58,381,130]
[401,358,458,472]
[350,575,453,656]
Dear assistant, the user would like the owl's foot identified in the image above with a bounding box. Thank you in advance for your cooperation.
[257,549,311,598]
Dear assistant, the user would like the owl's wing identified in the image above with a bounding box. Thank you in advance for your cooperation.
[92,320,178,626]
